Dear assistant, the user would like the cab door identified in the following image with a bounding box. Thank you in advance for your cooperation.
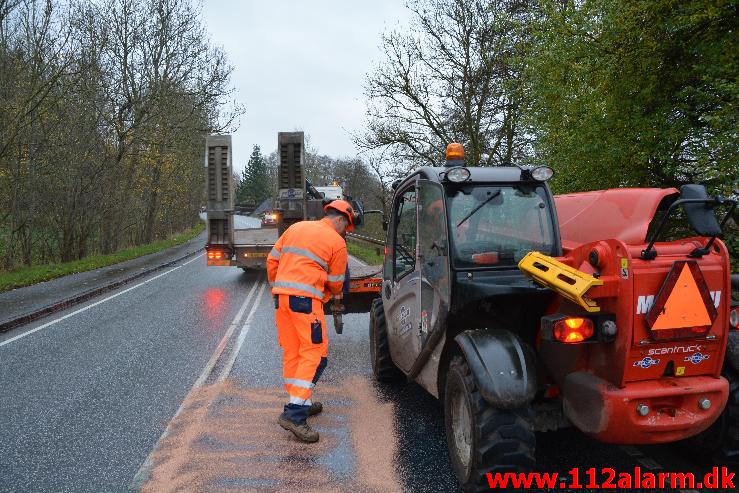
[383,181,421,373]
[417,179,450,348]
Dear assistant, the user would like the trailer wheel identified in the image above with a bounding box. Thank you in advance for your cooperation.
[369,298,403,382]
[444,356,535,492]
[679,365,739,464]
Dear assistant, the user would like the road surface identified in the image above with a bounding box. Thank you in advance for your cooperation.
[0,248,733,492]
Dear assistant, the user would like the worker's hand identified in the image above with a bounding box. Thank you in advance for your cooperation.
[333,293,343,300]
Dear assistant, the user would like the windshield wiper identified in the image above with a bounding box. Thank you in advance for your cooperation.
[456,189,501,228]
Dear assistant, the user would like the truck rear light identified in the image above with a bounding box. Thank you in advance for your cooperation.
[553,317,594,343]
[541,313,614,343]
[207,249,226,260]
[730,307,739,330]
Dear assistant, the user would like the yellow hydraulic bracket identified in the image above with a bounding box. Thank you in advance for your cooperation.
[518,251,603,312]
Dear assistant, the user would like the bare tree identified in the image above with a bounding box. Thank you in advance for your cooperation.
[358,0,534,168]
[0,0,241,271]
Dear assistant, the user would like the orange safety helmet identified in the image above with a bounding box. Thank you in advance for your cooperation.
[323,199,357,232]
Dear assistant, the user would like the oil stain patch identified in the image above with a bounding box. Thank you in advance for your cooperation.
[141,376,401,493]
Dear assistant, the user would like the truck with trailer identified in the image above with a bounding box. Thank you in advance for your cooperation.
[205,132,329,270]
[351,143,738,492]
[205,132,356,269]
[204,134,274,270]
[203,133,383,314]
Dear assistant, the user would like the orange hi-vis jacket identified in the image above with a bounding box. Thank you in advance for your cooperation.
[267,218,347,301]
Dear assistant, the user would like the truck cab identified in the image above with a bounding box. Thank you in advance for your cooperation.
[379,164,560,385]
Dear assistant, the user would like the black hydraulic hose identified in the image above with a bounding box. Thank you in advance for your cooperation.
[305,179,323,199]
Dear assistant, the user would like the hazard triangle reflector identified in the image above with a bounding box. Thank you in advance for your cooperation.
[646,261,717,340]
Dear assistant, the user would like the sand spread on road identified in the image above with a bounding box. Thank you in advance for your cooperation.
[141,377,402,492]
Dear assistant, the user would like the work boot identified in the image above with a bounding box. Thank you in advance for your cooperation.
[278,415,319,443]
[308,401,323,416]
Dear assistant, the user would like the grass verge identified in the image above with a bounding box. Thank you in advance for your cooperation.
[0,222,205,292]
[347,239,384,266]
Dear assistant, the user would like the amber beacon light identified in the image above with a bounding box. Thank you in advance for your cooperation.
[446,143,465,160]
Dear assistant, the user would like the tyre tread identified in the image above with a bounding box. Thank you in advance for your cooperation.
[370,298,403,382]
[445,356,535,492]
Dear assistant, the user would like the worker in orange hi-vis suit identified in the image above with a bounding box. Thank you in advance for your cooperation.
[267,199,356,443]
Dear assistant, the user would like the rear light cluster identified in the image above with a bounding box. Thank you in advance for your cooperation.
[207,249,230,260]
[541,313,617,344]
[553,317,594,343]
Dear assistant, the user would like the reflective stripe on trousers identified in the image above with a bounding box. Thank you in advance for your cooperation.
[276,294,328,408]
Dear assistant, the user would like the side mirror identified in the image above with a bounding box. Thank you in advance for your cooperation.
[351,199,364,228]
[681,185,722,237]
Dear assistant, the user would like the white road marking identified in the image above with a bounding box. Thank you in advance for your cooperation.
[131,275,265,488]
[217,280,268,381]
[0,254,203,348]
[194,276,263,387]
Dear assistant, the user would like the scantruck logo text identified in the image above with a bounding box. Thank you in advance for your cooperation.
[637,291,721,315]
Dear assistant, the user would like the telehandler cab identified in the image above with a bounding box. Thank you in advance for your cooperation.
[367,143,738,492]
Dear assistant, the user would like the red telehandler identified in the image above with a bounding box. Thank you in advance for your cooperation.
[347,143,738,492]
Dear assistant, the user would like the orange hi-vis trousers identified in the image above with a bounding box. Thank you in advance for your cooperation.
[275,294,328,416]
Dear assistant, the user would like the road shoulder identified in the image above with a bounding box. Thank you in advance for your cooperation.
[0,231,205,332]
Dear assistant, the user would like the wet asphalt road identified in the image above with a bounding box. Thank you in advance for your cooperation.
[0,252,735,492]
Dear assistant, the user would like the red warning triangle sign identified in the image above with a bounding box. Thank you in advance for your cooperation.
[646,261,717,333]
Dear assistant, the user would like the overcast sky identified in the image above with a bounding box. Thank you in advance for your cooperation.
[201,1,411,172]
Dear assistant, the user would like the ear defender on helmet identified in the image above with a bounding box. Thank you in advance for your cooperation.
[323,199,357,232]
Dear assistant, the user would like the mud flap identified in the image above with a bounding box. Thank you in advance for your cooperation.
[454,329,537,409]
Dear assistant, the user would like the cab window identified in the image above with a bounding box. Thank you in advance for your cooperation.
[394,189,417,280]
[446,185,556,268]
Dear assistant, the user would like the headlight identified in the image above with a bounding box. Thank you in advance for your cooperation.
[446,167,470,183]
[531,166,554,181]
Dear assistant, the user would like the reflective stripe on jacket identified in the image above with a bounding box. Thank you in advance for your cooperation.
[267,218,348,301]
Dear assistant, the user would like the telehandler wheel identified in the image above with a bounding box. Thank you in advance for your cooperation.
[444,356,535,492]
[679,365,739,464]
[369,298,403,382]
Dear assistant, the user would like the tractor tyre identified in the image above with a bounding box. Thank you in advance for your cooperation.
[679,365,739,464]
[369,298,403,382]
[444,356,535,492]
